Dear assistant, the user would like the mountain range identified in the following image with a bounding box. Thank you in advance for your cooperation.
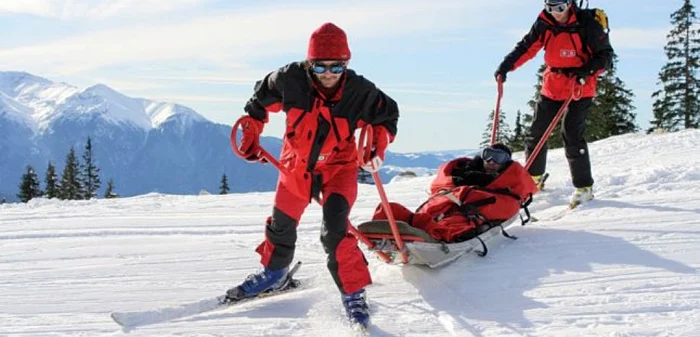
[0,71,471,202]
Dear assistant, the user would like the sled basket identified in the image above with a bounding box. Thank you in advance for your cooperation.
[357,214,520,268]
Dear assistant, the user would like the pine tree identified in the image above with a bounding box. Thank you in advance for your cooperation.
[589,55,638,139]
[508,110,526,152]
[44,161,60,199]
[219,174,230,195]
[651,0,700,131]
[80,137,101,199]
[17,165,42,203]
[480,109,512,148]
[104,179,118,199]
[59,147,82,200]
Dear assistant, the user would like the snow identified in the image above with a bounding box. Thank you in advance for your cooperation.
[1,130,700,337]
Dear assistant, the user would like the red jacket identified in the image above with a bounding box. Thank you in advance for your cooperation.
[500,7,613,100]
[372,158,538,242]
[244,62,399,201]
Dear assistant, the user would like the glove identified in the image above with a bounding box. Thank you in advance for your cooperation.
[239,118,264,162]
[494,64,509,83]
[361,126,391,173]
[553,65,594,85]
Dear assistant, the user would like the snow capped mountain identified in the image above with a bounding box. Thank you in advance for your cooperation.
[0,71,207,133]
[0,71,458,202]
[0,91,34,127]
[145,101,207,131]
[53,83,152,131]
[0,71,79,131]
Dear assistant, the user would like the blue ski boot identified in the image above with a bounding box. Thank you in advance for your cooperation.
[342,288,370,328]
[226,266,289,300]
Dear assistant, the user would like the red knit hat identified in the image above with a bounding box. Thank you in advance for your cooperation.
[307,22,351,61]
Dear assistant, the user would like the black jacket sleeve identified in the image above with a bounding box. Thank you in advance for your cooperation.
[499,19,547,71]
[359,86,399,137]
[581,12,614,73]
[243,66,286,122]
[451,157,497,187]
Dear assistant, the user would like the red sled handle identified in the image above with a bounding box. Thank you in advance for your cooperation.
[357,125,409,264]
[230,116,287,175]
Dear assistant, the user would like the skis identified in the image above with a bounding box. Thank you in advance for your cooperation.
[110,261,304,328]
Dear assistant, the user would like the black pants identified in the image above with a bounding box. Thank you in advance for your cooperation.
[525,95,594,188]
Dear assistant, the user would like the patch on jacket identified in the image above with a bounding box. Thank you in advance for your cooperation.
[560,49,577,58]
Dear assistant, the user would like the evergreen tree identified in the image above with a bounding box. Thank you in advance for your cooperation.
[651,0,700,131]
[44,161,60,199]
[59,147,82,200]
[17,165,42,203]
[80,137,101,199]
[524,64,561,148]
[588,55,638,139]
[480,109,512,148]
[104,179,119,199]
[219,174,230,195]
[508,110,526,152]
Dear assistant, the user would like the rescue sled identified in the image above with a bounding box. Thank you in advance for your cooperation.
[357,214,523,268]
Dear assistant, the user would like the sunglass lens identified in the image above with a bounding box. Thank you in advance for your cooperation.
[311,63,345,74]
[329,65,345,74]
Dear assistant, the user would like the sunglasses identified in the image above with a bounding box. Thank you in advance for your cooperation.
[311,62,346,74]
[545,2,570,14]
[481,147,511,165]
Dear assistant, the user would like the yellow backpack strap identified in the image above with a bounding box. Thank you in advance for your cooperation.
[593,8,610,33]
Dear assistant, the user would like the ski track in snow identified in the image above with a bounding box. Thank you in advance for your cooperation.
[2,130,700,336]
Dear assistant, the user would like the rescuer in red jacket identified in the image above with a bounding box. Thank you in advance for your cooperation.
[495,0,613,206]
[227,22,399,328]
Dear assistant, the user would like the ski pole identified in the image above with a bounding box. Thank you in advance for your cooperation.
[491,76,504,145]
[524,81,583,171]
[230,116,288,175]
[357,125,409,264]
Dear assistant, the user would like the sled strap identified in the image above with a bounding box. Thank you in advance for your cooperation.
[519,193,534,226]
[474,236,488,257]
[499,224,518,240]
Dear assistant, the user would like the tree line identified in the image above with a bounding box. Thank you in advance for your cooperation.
[484,0,699,150]
[17,137,118,203]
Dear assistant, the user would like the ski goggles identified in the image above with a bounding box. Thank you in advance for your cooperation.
[545,0,570,14]
[482,147,511,165]
[310,62,346,74]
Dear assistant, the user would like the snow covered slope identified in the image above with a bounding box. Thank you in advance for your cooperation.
[1,130,699,336]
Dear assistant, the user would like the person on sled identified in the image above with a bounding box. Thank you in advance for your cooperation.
[437,143,515,191]
[494,0,613,206]
[229,22,399,327]
[372,144,537,243]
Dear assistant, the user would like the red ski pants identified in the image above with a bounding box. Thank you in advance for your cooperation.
[255,164,371,295]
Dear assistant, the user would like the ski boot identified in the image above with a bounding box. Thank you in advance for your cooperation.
[225,265,289,300]
[569,186,594,209]
[342,288,370,329]
[532,173,549,191]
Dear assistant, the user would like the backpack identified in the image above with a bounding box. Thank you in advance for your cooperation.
[578,0,610,33]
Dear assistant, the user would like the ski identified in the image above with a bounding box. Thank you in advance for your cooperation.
[111,261,303,328]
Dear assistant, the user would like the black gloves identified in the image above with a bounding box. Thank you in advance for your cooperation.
[494,64,509,82]
[552,64,594,84]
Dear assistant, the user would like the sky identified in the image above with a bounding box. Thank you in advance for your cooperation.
[0,0,679,152]
[1,129,700,336]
